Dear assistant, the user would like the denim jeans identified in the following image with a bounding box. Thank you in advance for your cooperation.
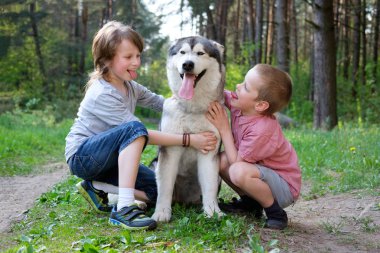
[67,121,157,202]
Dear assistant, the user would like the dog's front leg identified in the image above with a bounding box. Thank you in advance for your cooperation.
[152,147,182,222]
[197,152,224,218]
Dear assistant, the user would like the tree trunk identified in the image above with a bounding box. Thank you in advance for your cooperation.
[343,0,350,80]
[216,0,231,46]
[29,2,48,95]
[243,0,255,66]
[361,0,367,86]
[233,0,241,59]
[290,0,298,68]
[263,0,270,63]
[102,0,113,25]
[68,8,75,76]
[266,0,275,64]
[335,0,341,44]
[215,0,232,63]
[373,0,380,87]
[206,7,217,40]
[107,0,113,21]
[352,0,361,99]
[79,3,88,75]
[275,0,290,73]
[313,0,337,130]
[254,0,263,64]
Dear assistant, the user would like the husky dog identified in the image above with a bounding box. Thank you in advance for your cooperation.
[152,36,225,222]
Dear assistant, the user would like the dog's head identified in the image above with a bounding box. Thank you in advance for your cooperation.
[167,36,224,101]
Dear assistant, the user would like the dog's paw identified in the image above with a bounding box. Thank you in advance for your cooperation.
[204,206,225,219]
[152,209,172,222]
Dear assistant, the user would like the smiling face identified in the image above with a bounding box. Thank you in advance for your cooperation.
[105,39,141,86]
[230,68,269,116]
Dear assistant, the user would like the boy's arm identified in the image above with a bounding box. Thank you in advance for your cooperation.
[206,102,241,164]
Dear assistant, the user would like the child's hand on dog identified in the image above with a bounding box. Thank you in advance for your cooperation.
[191,131,217,154]
[206,101,230,135]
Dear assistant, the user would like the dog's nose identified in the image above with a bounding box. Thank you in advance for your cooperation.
[182,61,194,72]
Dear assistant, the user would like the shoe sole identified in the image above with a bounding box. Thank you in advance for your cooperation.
[76,182,110,214]
[109,218,157,231]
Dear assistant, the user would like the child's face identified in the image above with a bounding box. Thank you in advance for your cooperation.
[230,68,268,115]
[107,39,141,85]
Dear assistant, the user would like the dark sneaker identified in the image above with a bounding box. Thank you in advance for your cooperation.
[76,180,113,214]
[109,205,157,230]
[265,216,288,230]
[264,200,288,230]
[219,196,263,219]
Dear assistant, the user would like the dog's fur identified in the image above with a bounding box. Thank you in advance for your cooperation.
[152,36,225,222]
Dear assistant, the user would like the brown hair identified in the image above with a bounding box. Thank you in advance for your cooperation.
[254,64,293,116]
[85,21,144,90]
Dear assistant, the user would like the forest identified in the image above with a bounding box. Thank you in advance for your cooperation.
[0,0,379,129]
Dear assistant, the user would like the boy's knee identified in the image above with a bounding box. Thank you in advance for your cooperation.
[228,163,246,187]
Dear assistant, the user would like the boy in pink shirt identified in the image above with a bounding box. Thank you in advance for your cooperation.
[207,64,301,229]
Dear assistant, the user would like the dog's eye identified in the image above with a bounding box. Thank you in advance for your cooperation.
[197,52,205,56]
[180,51,185,54]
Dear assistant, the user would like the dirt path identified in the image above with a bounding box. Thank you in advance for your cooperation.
[0,162,69,233]
[274,190,380,252]
[0,163,379,252]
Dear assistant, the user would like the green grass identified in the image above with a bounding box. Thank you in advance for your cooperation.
[1,111,379,252]
[0,110,72,176]
[287,124,380,197]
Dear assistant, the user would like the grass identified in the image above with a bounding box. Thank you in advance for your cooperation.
[0,109,71,176]
[287,124,380,197]
[0,111,379,252]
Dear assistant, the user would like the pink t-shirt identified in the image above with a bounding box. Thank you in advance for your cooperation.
[224,90,302,199]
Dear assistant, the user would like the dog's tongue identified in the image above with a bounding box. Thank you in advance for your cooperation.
[178,73,196,100]
[128,70,138,79]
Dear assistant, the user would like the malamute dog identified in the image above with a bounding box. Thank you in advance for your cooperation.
[152,36,225,222]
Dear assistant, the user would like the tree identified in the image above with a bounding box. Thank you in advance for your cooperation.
[29,1,47,92]
[313,0,337,130]
[352,0,361,99]
[342,0,350,80]
[373,0,380,86]
[254,0,263,64]
[264,0,275,64]
[275,0,290,73]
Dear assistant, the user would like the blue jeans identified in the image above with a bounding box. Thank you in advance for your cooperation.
[67,121,157,203]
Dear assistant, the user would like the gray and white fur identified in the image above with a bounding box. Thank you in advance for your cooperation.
[152,36,225,222]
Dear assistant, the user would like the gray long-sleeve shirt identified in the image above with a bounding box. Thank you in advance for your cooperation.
[65,78,164,161]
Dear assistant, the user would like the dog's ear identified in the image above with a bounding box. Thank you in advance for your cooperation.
[212,41,225,56]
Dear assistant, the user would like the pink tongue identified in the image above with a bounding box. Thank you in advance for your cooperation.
[128,70,138,79]
[178,73,196,100]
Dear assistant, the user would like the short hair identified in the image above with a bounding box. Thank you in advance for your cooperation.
[254,64,293,115]
[86,21,144,89]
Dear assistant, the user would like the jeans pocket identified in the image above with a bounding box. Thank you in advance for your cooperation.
[73,155,102,180]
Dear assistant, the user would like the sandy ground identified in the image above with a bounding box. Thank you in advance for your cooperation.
[0,163,379,252]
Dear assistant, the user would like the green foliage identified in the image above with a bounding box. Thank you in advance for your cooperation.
[286,62,313,123]
[225,63,246,91]
[0,0,169,119]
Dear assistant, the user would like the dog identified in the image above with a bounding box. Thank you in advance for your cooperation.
[151,36,225,222]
